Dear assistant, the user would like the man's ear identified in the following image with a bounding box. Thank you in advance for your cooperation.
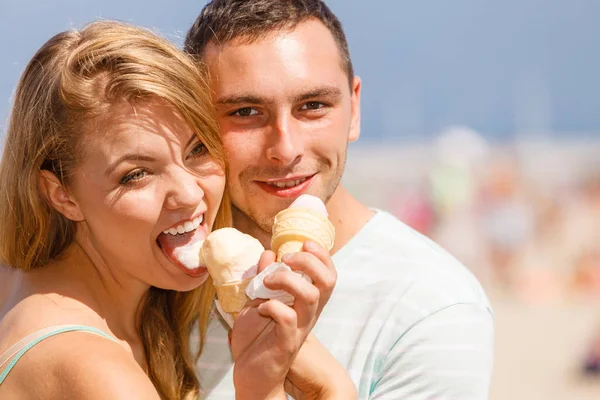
[348,75,362,143]
[38,170,84,222]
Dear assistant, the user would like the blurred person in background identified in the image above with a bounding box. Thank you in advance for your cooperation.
[184,0,494,398]
[391,182,436,237]
[508,190,568,303]
[427,126,493,286]
[478,154,536,289]
[571,170,600,375]
[569,170,600,296]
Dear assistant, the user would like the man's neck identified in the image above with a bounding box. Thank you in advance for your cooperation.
[232,185,374,255]
[324,185,375,254]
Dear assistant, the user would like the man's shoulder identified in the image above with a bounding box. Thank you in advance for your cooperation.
[334,209,491,312]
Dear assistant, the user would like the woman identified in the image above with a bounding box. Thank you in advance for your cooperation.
[0,21,355,399]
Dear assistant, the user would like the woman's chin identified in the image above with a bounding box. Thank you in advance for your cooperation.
[181,265,208,278]
[174,266,210,291]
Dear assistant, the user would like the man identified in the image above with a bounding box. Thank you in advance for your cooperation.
[185,1,494,398]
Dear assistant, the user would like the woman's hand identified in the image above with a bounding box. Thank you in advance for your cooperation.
[285,334,358,400]
[230,241,337,399]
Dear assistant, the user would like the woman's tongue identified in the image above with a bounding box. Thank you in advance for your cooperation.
[157,228,206,271]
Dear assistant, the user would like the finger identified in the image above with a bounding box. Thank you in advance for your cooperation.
[257,299,299,351]
[263,271,319,327]
[280,250,337,303]
[282,241,336,278]
[257,250,277,274]
[230,307,271,359]
[237,293,268,315]
[244,298,269,308]
[302,240,335,271]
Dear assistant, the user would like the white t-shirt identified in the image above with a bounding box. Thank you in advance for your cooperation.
[193,210,494,399]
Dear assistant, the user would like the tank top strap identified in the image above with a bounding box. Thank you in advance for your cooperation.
[0,324,118,385]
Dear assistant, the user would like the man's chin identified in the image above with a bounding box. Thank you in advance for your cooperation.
[247,209,276,235]
[231,204,274,236]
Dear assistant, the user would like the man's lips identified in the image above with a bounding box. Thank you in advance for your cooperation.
[255,174,315,198]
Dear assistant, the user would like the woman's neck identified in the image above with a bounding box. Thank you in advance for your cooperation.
[31,241,149,344]
[0,265,19,314]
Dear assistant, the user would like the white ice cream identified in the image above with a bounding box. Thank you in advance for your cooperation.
[202,227,265,285]
[172,239,205,270]
[289,194,328,216]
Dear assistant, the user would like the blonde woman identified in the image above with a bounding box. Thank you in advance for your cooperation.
[0,21,355,399]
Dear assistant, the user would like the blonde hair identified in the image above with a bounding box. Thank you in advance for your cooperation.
[0,20,230,399]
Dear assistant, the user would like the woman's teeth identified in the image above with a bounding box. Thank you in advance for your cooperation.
[163,215,203,235]
[267,177,307,188]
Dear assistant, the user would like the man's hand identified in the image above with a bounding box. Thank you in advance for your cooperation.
[230,242,338,399]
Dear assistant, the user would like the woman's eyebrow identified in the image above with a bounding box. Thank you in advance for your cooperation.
[105,154,156,177]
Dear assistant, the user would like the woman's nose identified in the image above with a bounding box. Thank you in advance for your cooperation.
[163,168,205,211]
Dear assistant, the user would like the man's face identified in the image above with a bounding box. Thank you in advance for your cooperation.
[204,19,361,234]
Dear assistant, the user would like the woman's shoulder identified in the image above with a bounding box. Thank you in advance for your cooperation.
[2,325,158,399]
[0,288,158,399]
[51,333,159,399]
[0,289,93,352]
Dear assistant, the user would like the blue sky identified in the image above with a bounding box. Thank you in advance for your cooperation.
[1,0,599,142]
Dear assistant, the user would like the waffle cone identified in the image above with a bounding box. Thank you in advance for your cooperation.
[275,240,304,261]
[271,208,335,261]
[214,278,252,314]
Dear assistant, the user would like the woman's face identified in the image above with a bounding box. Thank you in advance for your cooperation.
[68,99,225,291]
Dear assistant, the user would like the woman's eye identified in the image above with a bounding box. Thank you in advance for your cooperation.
[119,169,148,185]
[188,142,208,159]
[301,101,324,110]
[231,107,259,117]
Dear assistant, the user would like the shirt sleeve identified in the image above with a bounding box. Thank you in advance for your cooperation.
[370,303,494,400]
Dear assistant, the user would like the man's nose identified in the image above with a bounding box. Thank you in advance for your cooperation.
[163,168,205,211]
[265,113,304,166]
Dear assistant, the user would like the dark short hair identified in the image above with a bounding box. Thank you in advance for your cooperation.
[184,0,354,87]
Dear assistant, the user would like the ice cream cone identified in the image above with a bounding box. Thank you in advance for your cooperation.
[271,196,335,261]
[202,228,264,318]
[214,279,253,315]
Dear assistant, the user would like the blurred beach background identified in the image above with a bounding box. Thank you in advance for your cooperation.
[1,1,599,398]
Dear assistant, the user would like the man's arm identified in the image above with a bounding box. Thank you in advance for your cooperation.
[371,303,494,399]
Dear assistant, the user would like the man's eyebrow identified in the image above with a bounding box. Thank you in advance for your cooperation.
[105,154,156,177]
[293,86,342,104]
[215,86,343,107]
[215,95,272,106]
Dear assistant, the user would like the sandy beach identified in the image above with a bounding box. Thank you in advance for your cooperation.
[490,291,600,400]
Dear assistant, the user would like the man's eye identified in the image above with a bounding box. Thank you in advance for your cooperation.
[301,102,324,110]
[119,169,148,186]
[231,107,259,117]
